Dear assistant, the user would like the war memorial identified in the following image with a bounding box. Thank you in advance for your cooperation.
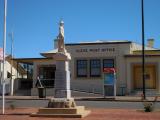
[30,21,90,118]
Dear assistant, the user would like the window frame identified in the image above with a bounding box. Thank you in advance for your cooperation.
[90,59,101,77]
[103,59,114,69]
[76,60,88,77]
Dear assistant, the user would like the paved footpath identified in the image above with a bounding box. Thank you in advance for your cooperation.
[1,95,160,102]
[0,96,160,119]
[0,108,160,120]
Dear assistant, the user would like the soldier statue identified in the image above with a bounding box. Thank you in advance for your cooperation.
[57,20,65,52]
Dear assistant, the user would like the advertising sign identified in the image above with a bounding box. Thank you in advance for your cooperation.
[104,73,114,85]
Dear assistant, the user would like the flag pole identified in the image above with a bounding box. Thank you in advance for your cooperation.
[141,0,146,100]
[2,0,7,114]
[9,32,14,96]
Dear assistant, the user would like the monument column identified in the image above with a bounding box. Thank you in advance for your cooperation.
[53,20,71,99]
[54,57,71,98]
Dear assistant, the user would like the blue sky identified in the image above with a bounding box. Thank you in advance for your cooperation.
[0,0,160,58]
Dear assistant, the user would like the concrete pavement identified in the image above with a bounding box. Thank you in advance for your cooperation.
[0,95,160,102]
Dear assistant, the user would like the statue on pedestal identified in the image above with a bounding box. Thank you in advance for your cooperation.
[30,20,90,118]
[57,20,65,53]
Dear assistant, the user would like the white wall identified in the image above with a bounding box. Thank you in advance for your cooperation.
[66,43,131,95]
[0,60,18,94]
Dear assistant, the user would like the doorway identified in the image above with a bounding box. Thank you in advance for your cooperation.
[133,64,156,89]
[104,73,115,96]
[38,65,56,88]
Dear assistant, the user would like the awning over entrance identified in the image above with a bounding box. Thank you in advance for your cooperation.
[13,58,53,79]
[13,58,52,64]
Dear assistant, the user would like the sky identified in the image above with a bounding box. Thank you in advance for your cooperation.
[0,0,160,58]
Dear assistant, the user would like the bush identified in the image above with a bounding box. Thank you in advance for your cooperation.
[142,96,158,112]
[143,101,153,112]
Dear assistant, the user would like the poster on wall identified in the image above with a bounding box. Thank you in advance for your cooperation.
[104,73,114,85]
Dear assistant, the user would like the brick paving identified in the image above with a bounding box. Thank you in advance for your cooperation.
[0,108,160,120]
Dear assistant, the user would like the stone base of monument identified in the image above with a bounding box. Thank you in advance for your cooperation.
[30,98,91,118]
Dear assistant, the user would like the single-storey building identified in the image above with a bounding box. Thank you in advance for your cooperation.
[12,38,160,96]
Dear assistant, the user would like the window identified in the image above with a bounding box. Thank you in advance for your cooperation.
[90,59,101,77]
[38,66,55,88]
[77,60,88,77]
[103,59,114,68]
[7,71,11,78]
[18,63,33,79]
[39,66,55,79]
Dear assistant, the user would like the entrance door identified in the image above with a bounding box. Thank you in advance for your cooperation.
[104,73,115,96]
[38,66,56,87]
[133,64,156,89]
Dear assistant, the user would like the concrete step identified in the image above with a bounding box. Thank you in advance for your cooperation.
[31,110,91,118]
[30,106,91,118]
[14,89,31,96]
[130,90,160,96]
[38,106,85,114]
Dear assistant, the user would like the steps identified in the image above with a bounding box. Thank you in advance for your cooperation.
[30,106,91,118]
[130,89,160,97]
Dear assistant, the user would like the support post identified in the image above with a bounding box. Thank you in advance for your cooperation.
[2,0,7,114]
[9,32,14,95]
[141,0,146,99]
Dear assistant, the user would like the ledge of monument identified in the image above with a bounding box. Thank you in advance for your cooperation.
[48,98,76,108]
[49,98,74,102]
[53,52,71,60]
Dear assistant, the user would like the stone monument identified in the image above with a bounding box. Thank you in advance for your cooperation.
[53,20,71,99]
[31,20,90,118]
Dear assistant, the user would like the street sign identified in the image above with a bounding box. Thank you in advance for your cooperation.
[103,68,116,73]
[103,68,116,97]
[0,48,3,61]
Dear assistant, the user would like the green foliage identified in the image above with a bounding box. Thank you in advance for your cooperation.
[143,102,153,112]
[9,104,15,110]
[142,96,158,112]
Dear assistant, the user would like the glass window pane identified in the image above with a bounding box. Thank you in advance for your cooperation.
[103,59,114,68]
[90,59,101,77]
[77,60,87,77]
